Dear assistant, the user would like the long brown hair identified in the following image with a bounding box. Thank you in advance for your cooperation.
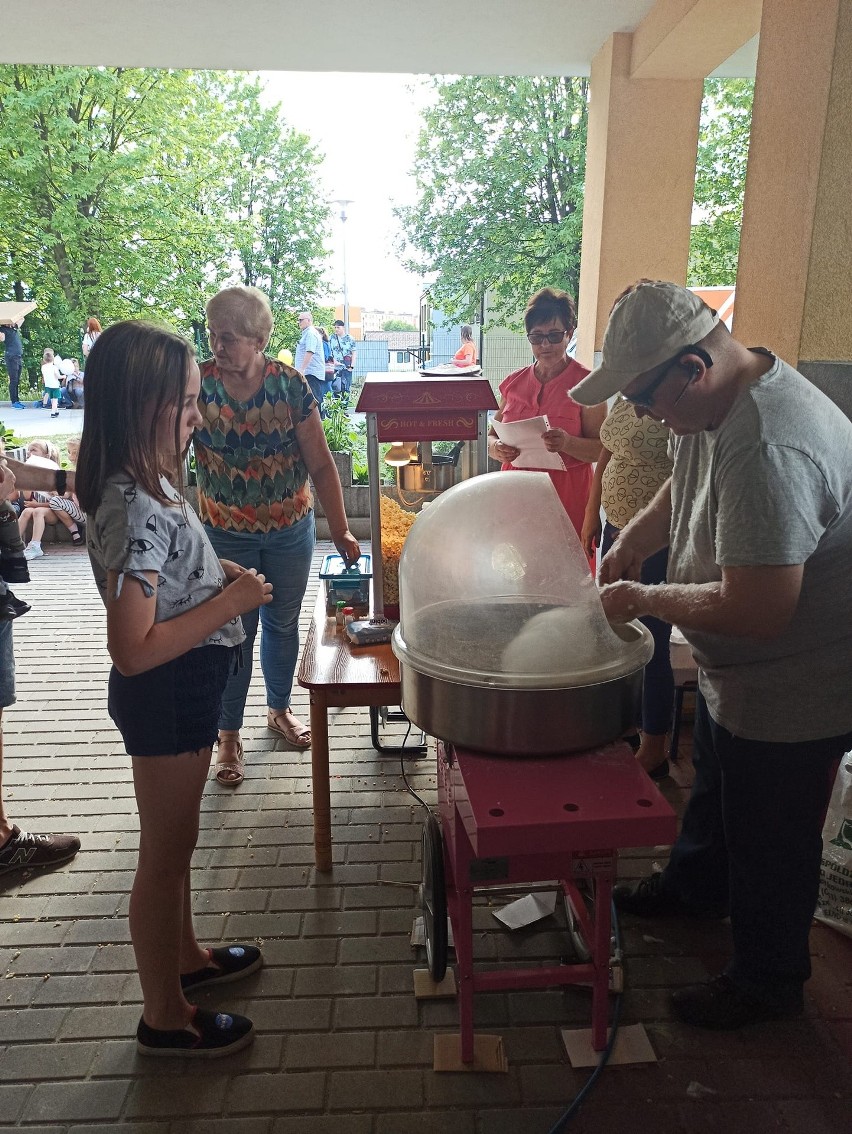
[76,320,194,514]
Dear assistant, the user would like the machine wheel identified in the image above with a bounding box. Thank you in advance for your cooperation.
[421,813,448,981]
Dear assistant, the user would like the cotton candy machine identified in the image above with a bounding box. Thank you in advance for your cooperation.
[391,472,653,755]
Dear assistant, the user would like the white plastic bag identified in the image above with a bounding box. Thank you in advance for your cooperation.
[815,752,852,937]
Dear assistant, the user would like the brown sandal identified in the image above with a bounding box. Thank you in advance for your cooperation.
[266,708,311,748]
[215,734,244,787]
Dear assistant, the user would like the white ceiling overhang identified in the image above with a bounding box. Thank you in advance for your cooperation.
[0,0,757,76]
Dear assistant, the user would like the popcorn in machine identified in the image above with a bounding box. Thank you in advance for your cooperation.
[355,372,497,619]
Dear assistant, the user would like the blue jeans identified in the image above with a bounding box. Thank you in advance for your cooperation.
[0,620,14,708]
[306,376,333,417]
[662,693,849,1008]
[602,522,673,735]
[205,513,316,730]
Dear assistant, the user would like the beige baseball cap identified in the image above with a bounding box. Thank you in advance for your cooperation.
[571,282,719,405]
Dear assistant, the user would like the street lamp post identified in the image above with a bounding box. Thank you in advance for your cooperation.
[332,199,353,334]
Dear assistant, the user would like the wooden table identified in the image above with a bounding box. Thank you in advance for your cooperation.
[297,591,402,871]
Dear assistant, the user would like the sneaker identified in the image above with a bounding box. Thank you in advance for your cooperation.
[180,944,263,993]
[0,555,30,584]
[671,974,804,1030]
[12,402,25,410]
[0,826,81,873]
[613,872,728,919]
[23,543,43,560]
[136,1006,255,1058]
[50,412,59,418]
[0,591,31,621]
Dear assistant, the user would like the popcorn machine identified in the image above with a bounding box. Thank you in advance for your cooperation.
[355,373,497,618]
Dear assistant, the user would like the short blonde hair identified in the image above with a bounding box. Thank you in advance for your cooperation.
[206,286,273,345]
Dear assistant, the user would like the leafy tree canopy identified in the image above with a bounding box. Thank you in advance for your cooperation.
[0,65,331,370]
[396,76,588,328]
[688,79,754,287]
[382,318,417,331]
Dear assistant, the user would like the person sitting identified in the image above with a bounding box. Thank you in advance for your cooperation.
[59,359,84,408]
[452,326,478,368]
[0,438,31,621]
[18,441,62,559]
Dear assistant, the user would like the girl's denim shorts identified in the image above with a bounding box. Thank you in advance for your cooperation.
[108,643,236,757]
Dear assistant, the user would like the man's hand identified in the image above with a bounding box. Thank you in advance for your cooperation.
[599,581,648,623]
[598,535,647,584]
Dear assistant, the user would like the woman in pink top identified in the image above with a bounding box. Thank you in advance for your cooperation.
[487,288,605,567]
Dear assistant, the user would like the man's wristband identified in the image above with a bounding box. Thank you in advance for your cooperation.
[55,469,67,495]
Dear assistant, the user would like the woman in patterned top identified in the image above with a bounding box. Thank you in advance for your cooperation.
[581,397,674,777]
[195,286,361,786]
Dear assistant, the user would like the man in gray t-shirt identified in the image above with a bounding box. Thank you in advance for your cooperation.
[571,281,852,1032]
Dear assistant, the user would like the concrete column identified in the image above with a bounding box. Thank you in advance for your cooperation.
[576,33,704,365]
[735,0,852,414]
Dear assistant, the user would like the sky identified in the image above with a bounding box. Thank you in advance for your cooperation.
[260,71,429,318]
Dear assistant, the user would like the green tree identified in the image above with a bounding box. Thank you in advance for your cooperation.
[396,76,588,328]
[382,318,417,332]
[223,76,331,329]
[0,67,232,338]
[688,79,754,287]
[0,66,332,368]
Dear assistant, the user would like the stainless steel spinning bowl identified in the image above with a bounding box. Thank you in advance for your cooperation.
[393,619,653,757]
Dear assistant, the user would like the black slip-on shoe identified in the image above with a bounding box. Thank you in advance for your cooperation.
[180,944,263,993]
[136,1006,255,1057]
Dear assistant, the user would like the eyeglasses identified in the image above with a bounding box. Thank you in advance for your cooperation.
[623,345,713,410]
[527,330,568,346]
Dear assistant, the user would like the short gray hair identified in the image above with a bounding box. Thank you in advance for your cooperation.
[206,286,274,344]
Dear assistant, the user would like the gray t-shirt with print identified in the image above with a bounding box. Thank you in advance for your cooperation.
[668,354,852,742]
[87,474,245,649]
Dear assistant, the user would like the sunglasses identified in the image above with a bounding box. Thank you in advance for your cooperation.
[527,330,568,346]
[623,345,713,410]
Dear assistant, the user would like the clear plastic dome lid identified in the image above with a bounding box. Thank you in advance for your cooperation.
[392,472,652,689]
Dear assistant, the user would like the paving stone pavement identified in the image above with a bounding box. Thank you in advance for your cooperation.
[0,545,850,1132]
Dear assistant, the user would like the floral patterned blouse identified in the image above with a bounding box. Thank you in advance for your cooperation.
[194,356,317,533]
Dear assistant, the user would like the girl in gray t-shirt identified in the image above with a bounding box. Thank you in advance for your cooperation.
[75,320,273,1059]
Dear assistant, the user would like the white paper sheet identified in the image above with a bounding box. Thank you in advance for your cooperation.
[492,890,558,929]
[491,415,564,470]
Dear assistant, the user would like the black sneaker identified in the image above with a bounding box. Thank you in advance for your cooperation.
[613,872,728,919]
[0,591,31,620]
[136,1006,255,1058]
[180,944,263,993]
[671,974,804,1030]
[0,827,81,873]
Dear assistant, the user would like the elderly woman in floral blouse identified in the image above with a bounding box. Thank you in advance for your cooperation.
[195,286,360,786]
